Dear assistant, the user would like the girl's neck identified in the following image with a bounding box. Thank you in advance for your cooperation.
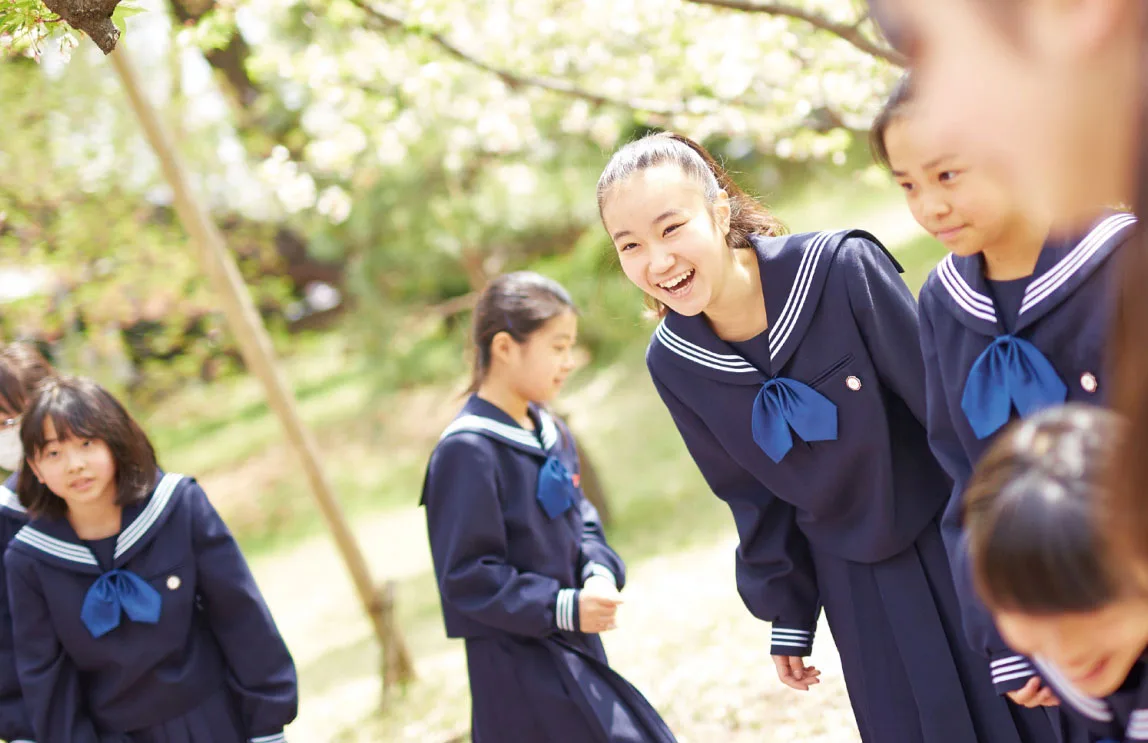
[705,248,768,342]
[66,486,123,541]
[981,221,1048,281]
[476,381,533,430]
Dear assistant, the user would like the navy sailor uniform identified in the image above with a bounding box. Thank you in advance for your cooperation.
[918,211,1137,696]
[5,472,298,743]
[1032,655,1148,743]
[421,396,677,743]
[0,474,32,743]
[647,229,1046,743]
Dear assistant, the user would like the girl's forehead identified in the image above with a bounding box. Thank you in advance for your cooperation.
[602,166,704,225]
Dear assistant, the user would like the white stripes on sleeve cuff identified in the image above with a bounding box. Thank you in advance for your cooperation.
[556,588,578,632]
[990,655,1035,686]
[581,561,617,588]
[771,627,814,650]
[250,733,286,743]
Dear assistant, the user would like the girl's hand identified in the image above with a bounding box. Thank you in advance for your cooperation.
[578,581,623,633]
[771,655,822,691]
[1007,677,1060,707]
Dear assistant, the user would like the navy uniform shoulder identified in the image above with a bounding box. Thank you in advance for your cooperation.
[430,429,499,467]
[831,229,904,273]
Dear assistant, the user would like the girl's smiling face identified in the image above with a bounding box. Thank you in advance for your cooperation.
[601,163,734,318]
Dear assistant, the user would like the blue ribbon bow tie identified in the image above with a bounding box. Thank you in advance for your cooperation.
[961,334,1067,440]
[81,569,163,639]
[537,456,576,519]
[751,377,838,463]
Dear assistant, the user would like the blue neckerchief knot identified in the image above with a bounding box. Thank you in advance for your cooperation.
[80,568,163,638]
[537,456,576,519]
[751,377,838,463]
[961,334,1067,440]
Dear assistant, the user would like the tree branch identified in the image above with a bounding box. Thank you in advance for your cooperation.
[343,0,687,117]
[684,0,904,66]
[40,0,121,53]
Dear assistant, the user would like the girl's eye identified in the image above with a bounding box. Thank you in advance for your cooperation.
[899,182,914,193]
[939,170,960,183]
[618,242,638,253]
[664,223,684,237]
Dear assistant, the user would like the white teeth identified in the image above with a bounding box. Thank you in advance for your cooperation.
[658,270,693,290]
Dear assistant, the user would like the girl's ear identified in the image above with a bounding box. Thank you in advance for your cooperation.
[488,330,517,367]
[713,189,732,237]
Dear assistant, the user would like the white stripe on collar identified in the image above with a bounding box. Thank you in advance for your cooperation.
[937,255,997,323]
[0,485,25,514]
[1020,213,1137,315]
[114,473,184,559]
[441,412,559,451]
[14,527,99,566]
[768,231,834,360]
[1033,656,1112,722]
[1127,710,1148,740]
[654,323,757,374]
[14,474,185,567]
[537,409,560,451]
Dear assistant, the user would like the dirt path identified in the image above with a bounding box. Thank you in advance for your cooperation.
[252,512,861,742]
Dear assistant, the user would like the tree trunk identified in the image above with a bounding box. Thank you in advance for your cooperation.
[108,42,415,699]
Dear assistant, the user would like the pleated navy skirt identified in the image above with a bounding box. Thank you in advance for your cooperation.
[104,687,246,743]
[465,631,677,743]
[812,519,1061,743]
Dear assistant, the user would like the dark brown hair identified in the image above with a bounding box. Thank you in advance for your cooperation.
[18,376,158,519]
[870,73,916,170]
[0,343,55,416]
[596,132,787,316]
[1108,4,1148,572]
[964,404,1121,614]
[466,272,577,395]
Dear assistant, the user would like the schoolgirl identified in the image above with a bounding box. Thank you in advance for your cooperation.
[421,271,677,743]
[597,130,1026,742]
[0,343,55,743]
[873,74,1136,715]
[7,375,297,742]
[965,404,1148,743]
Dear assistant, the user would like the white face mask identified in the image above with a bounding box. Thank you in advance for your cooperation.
[0,427,23,472]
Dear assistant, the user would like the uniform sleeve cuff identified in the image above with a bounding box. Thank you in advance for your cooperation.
[249,733,286,743]
[770,625,815,656]
[556,588,581,632]
[990,654,1036,694]
[581,562,618,589]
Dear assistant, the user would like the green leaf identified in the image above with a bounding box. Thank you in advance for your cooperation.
[111,2,146,33]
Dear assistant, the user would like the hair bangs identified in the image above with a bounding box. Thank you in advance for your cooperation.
[21,384,105,456]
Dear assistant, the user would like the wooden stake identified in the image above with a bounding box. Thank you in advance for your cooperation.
[107,42,415,692]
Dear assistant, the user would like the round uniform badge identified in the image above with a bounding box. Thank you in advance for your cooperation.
[1080,372,1098,394]
[845,376,862,391]
[167,575,181,591]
